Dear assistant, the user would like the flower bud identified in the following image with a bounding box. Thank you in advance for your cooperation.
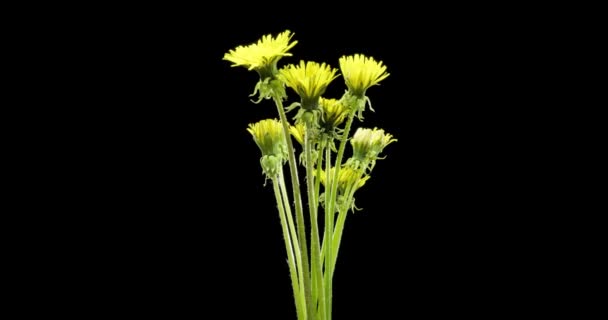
[349,127,397,170]
[247,119,288,177]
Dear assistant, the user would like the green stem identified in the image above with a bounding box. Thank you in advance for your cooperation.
[272,177,306,320]
[331,164,367,273]
[314,139,325,209]
[330,206,348,274]
[326,107,357,226]
[312,138,325,317]
[319,140,331,266]
[305,121,325,320]
[323,138,334,320]
[325,102,359,235]
[273,95,312,317]
[323,105,358,319]
[279,167,307,317]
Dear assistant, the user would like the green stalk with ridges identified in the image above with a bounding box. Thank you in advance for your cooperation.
[272,177,306,320]
[273,95,312,317]
[305,120,325,320]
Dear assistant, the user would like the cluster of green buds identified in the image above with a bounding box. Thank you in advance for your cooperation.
[247,119,288,178]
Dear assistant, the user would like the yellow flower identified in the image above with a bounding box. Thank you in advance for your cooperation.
[319,98,348,134]
[350,127,397,170]
[289,123,306,146]
[223,30,297,80]
[279,61,339,111]
[247,119,287,157]
[339,54,389,98]
[247,119,288,177]
[320,165,369,196]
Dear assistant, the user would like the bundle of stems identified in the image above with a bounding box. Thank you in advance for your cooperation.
[225,30,396,320]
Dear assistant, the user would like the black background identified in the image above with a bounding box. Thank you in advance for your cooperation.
[57,4,564,318]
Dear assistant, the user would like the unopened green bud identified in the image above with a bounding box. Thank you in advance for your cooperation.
[261,155,281,177]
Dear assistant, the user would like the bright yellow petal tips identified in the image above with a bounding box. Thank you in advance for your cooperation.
[279,61,339,111]
[224,30,297,80]
[339,54,389,98]
[247,119,288,177]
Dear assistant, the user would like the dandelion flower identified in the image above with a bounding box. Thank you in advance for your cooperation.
[339,54,389,98]
[319,98,349,134]
[247,119,288,176]
[349,127,397,170]
[224,30,297,80]
[279,61,339,111]
[321,165,369,195]
[320,164,370,210]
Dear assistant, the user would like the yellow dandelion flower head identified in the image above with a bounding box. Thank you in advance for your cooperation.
[351,127,397,165]
[279,60,339,110]
[319,98,349,132]
[320,165,369,195]
[339,166,370,192]
[339,54,389,97]
[247,119,287,158]
[223,30,298,79]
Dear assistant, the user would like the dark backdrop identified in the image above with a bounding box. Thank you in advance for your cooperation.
[81,5,551,318]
